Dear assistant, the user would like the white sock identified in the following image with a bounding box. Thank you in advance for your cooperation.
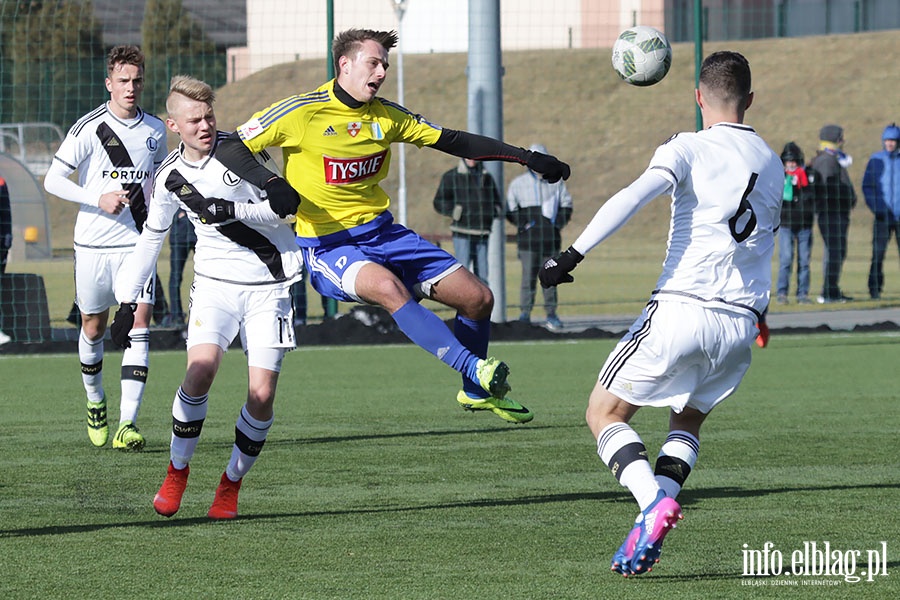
[170,386,208,469]
[654,430,699,500]
[226,405,273,481]
[119,328,150,423]
[79,329,104,402]
[597,422,661,511]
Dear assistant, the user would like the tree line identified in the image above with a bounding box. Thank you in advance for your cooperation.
[0,0,224,128]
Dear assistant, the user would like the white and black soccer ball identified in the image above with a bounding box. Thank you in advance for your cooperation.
[611,26,672,87]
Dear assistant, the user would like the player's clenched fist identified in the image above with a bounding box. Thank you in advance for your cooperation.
[539,246,584,288]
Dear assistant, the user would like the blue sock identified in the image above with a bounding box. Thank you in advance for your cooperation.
[455,315,491,398]
[392,300,480,382]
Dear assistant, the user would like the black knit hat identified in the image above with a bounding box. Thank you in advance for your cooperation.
[780,141,804,163]
[819,124,844,143]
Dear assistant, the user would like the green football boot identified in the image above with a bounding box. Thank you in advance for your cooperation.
[113,420,145,451]
[457,390,534,424]
[475,357,511,399]
[86,398,108,447]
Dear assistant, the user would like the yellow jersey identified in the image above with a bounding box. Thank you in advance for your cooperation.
[236,80,443,244]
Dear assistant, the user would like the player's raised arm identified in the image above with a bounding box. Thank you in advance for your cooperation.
[430,129,571,183]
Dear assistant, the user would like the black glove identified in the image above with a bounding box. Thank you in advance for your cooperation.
[110,303,137,349]
[265,177,301,218]
[539,246,584,288]
[525,150,571,184]
[199,198,235,224]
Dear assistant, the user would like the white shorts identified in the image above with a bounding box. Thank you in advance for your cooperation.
[598,300,757,414]
[186,277,295,370]
[75,250,155,315]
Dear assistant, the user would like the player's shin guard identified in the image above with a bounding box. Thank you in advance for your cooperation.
[654,430,699,500]
[454,315,491,398]
[170,386,208,468]
[226,405,273,481]
[79,329,104,402]
[120,328,150,423]
[597,422,661,510]
[391,300,479,378]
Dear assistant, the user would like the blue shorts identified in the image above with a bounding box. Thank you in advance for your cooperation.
[302,222,461,303]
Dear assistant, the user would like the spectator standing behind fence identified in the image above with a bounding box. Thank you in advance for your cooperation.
[507,143,573,330]
[433,158,502,282]
[164,208,197,327]
[43,45,167,451]
[808,124,856,304]
[776,142,814,304]
[862,123,900,300]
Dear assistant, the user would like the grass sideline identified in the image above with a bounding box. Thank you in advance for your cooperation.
[1,336,897,598]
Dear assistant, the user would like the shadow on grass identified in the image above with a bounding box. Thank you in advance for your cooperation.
[195,423,572,451]
[265,423,564,446]
[0,489,628,538]
[4,481,898,540]
[678,481,900,506]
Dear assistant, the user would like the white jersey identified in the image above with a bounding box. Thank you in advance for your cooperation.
[119,132,302,302]
[50,103,167,252]
[647,123,783,316]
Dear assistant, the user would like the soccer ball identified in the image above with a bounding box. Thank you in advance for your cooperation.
[611,26,672,86]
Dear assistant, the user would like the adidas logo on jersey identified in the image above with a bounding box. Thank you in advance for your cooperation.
[323,126,337,137]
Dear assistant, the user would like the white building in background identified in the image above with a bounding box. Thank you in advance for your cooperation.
[228,0,665,81]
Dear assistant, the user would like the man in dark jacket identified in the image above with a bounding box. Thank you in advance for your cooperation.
[808,124,856,303]
[433,158,502,282]
[862,123,900,299]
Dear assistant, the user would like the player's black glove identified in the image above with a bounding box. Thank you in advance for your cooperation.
[110,302,137,349]
[539,246,584,288]
[525,150,571,184]
[265,177,301,218]
[199,198,236,224]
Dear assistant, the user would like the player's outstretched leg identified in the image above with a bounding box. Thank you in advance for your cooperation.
[628,490,683,575]
[154,462,190,517]
[391,300,531,422]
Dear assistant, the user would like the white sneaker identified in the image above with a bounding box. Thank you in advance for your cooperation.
[0,330,11,345]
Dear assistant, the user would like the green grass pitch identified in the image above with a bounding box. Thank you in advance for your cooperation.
[1,334,897,599]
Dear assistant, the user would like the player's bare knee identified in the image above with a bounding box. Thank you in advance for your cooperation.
[456,279,494,319]
[364,275,411,312]
[246,390,275,418]
[183,361,217,395]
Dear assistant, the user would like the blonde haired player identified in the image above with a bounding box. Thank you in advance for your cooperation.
[111,75,302,519]
[540,51,783,576]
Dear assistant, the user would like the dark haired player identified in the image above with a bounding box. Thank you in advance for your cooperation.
[44,45,167,451]
[215,28,570,424]
[540,51,783,575]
